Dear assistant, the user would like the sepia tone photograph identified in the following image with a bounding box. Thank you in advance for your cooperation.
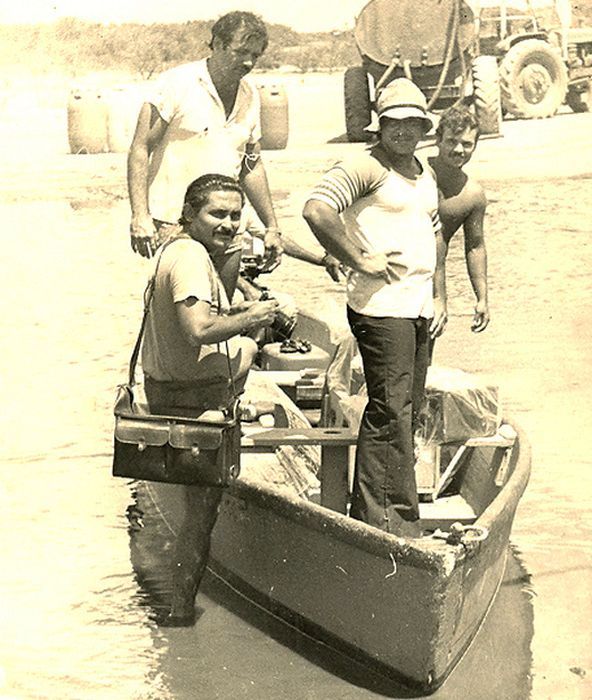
[0,1,590,698]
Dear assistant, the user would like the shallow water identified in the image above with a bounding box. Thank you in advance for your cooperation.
[0,156,591,699]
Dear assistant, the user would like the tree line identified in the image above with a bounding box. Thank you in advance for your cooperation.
[0,18,359,78]
[1,5,591,79]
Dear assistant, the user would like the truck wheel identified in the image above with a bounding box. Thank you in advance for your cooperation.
[566,79,592,113]
[344,67,372,142]
[499,39,568,118]
[471,56,502,135]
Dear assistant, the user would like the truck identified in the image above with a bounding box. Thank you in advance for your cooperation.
[343,0,591,142]
[343,0,502,141]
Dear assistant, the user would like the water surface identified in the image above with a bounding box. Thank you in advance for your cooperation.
[0,163,590,698]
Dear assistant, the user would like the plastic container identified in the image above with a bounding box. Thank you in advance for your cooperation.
[259,343,331,371]
[106,85,146,153]
[258,84,289,150]
[67,90,109,154]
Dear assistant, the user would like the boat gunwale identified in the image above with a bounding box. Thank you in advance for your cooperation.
[460,417,531,553]
[226,415,530,571]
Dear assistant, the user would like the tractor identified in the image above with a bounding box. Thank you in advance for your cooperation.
[562,27,592,112]
[477,0,592,118]
[343,0,503,141]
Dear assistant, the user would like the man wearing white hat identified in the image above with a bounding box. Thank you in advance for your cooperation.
[303,78,446,535]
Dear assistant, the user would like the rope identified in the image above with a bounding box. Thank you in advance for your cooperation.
[427,0,461,110]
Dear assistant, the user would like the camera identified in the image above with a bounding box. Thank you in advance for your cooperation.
[240,254,265,282]
[259,289,296,341]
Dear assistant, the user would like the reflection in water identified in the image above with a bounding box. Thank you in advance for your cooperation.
[128,483,533,699]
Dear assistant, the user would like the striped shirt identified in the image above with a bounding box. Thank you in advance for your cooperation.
[307,149,441,318]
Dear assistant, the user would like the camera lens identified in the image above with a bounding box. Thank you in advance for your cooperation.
[272,310,296,341]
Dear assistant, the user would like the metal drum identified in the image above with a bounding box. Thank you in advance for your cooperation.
[258,84,289,150]
[67,89,109,154]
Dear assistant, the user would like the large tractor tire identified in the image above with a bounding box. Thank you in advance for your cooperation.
[471,56,502,135]
[565,79,592,113]
[344,66,372,142]
[499,39,568,119]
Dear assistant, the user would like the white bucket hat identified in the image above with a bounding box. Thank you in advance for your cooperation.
[376,78,433,131]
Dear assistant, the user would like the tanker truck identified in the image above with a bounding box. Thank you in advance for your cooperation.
[343,0,502,141]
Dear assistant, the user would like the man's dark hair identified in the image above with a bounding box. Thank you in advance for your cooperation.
[436,105,480,140]
[208,11,268,51]
[179,174,244,225]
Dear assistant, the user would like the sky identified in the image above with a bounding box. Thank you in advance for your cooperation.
[0,0,369,32]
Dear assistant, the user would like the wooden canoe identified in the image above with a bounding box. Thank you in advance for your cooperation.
[135,315,531,693]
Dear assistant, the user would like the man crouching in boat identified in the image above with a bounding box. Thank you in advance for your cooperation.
[142,173,278,625]
[303,80,446,536]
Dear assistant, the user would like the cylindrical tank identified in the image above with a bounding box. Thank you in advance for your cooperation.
[106,85,146,153]
[354,0,476,101]
[67,90,109,154]
[258,84,289,150]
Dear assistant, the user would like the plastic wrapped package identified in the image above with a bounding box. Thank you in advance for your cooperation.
[325,335,501,445]
[421,366,501,444]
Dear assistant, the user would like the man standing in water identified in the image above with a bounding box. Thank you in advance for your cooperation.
[127,11,282,295]
[303,79,446,536]
[429,105,490,335]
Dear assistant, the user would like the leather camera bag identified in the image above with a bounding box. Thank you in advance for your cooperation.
[112,240,241,487]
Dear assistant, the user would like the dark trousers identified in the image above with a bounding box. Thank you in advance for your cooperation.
[144,376,225,621]
[347,308,430,535]
[169,485,223,619]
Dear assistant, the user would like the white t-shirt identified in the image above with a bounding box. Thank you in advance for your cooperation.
[148,59,261,223]
[141,238,230,382]
[307,149,441,319]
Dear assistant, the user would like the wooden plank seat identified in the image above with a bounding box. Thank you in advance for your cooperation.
[241,426,357,513]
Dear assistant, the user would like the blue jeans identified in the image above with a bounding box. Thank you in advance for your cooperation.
[347,308,430,535]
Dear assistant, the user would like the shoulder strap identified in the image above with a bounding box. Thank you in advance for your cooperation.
[127,239,238,398]
[128,241,173,386]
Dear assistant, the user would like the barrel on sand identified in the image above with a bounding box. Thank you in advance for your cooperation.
[67,84,146,155]
[66,90,109,154]
[67,81,290,154]
[257,83,289,150]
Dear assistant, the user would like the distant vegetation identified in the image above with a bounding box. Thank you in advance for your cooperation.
[0,19,359,78]
[1,3,591,79]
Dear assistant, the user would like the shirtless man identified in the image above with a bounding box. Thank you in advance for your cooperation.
[429,105,490,334]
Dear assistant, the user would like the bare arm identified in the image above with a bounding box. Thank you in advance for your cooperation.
[240,143,283,269]
[236,276,262,302]
[281,235,343,282]
[463,193,489,332]
[127,103,168,257]
[302,200,399,281]
[176,297,279,346]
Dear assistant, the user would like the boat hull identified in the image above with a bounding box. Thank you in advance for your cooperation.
[143,422,530,692]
